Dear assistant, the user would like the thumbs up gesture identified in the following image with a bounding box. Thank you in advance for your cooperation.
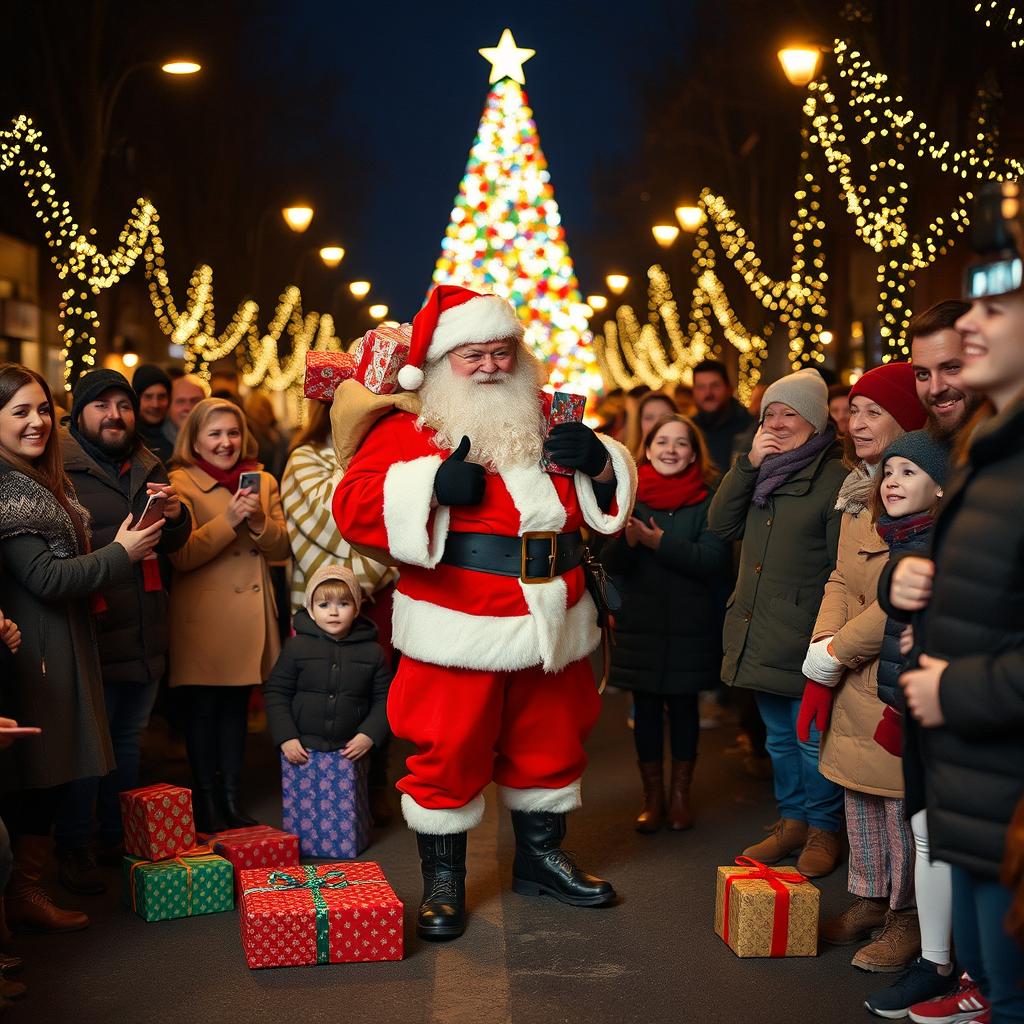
[433,436,486,507]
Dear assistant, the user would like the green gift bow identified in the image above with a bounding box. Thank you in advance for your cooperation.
[243,865,378,964]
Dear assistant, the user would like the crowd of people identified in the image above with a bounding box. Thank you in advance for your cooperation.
[0,280,1020,1020]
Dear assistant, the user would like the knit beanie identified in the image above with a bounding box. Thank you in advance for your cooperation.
[881,430,950,487]
[304,563,363,617]
[132,363,172,399]
[70,368,139,426]
[848,362,927,431]
[759,368,829,435]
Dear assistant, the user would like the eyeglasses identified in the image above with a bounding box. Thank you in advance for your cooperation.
[454,349,513,366]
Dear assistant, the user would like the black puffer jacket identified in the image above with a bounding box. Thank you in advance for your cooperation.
[875,514,933,710]
[263,610,392,751]
[880,399,1024,878]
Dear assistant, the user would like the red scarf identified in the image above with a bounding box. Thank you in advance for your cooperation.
[637,461,709,510]
[194,457,260,494]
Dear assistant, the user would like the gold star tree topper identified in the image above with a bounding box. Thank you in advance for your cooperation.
[478,28,536,85]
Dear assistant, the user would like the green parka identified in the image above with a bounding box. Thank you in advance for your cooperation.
[708,444,847,697]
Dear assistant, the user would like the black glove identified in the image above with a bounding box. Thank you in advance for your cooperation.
[433,436,486,506]
[543,422,610,478]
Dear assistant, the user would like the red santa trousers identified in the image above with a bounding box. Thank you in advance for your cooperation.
[387,654,602,833]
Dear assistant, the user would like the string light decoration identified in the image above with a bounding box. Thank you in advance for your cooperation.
[974,1,1024,49]
[432,31,603,394]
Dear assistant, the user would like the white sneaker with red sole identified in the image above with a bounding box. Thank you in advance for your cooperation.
[908,973,989,1024]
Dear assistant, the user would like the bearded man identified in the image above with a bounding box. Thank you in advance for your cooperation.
[333,285,636,941]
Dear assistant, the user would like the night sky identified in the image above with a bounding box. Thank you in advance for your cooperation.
[267,0,689,317]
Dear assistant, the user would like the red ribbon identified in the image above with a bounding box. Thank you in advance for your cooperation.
[722,856,807,957]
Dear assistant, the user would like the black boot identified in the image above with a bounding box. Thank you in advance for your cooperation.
[510,811,616,907]
[220,774,258,829]
[193,787,228,835]
[218,687,257,828]
[182,692,228,834]
[415,832,467,941]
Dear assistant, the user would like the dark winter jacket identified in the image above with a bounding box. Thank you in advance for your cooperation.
[139,419,175,465]
[263,610,392,752]
[695,398,753,474]
[601,494,730,696]
[875,514,933,710]
[879,399,1024,878]
[709,443,847,697]
[62,430,192,684]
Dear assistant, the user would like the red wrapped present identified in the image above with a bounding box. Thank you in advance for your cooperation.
[210,825,300,898]
[353,323,411,395]
[238,861,403,968]
[120,783,195,862]
[540,391,587,476]
[304,350,358,402]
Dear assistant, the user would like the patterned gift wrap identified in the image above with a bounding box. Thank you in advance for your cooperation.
[354,323,411,395]
[123,850,234,922]
[303,351,358,403]
[281,750,370,859]
[119,783,195,861]
[540,392,587,476]
[714,857,819,957]
[211,825,301,898]
[238,862,404,968]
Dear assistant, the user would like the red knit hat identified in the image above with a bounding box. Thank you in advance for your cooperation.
[848,362,927,431]
[396,284,524,391]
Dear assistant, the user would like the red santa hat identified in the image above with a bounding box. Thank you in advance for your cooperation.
[396,284,525,392]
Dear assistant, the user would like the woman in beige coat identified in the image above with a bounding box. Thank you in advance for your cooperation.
[168,398,290,832]
[798,363,927,973]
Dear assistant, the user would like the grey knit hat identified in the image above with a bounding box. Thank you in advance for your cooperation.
[881,430,950,487]
[759,368,829,435]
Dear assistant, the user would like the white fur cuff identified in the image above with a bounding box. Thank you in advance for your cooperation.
[498,780,582,813]
[575,435,637,534]
[400,792,486,834]
[382,455,451,568]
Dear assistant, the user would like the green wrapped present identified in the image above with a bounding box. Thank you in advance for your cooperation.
[123,848,234,922]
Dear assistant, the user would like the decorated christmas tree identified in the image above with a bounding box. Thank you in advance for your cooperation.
[431,29,602,393]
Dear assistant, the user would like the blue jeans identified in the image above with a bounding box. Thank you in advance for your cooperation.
[951,865,1024,1023]
[55,679,159,850]
[754,691,844,832]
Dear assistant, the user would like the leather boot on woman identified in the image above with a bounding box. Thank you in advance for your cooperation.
[416,832,467,940]
[667,760,695,831]
[635,762,665,833]
[5,837,88,933]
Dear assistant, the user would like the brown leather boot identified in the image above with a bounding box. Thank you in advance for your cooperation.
[5,837,89,934]
[796,826,844,878]
[851,909,921,972]
[742,818,807,864]
[635,761,665,833]
[820,896,889,945]
[666,761,695,831]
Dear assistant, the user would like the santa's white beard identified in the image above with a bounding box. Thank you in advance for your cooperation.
[417,349,546,470]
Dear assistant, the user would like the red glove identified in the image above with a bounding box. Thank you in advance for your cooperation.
[796,680,835,742]
[872,705,904,757]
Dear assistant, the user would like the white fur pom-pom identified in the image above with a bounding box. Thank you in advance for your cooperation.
[397,364,425,391]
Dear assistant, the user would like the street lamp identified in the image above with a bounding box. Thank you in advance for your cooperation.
[368,303,389,320]
[605,274,629,295]
[675,204,706,231]
[160,60,202,75]
[282,206,314,233]
[319,246,345,267]
[777,45,823,87]
[652,224,680,248]
[586,294,608,311]
[349,280,371,300]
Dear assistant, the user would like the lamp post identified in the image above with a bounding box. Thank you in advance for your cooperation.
[652,224,681,248]
[675,204,706,232]
[605,274,629,296]
[777,44,823,87]
[250,203,318,299]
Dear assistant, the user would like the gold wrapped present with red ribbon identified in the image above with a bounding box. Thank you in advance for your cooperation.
[714,856,819,957]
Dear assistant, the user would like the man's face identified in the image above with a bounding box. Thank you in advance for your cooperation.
[79,387,136,458]
[170,380,204,427]
[911,328,975,435]
[446,337,518,382]
[139,384,170,426]
[956,295,1024,412]
[692,371,730,416]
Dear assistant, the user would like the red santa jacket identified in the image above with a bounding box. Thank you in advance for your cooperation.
[332,409,636,674]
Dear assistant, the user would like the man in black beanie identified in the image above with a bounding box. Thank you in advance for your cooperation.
[54,369,191,895]
[131,363,174,463]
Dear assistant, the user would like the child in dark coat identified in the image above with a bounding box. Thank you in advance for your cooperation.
[264,564,392,767]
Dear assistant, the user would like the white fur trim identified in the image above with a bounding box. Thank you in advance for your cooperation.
[498,780,582,813]
[426,295,524,362]
[499,462,567,533]
[391,587,600,674]
[574,435,637,534]
[397,364,425,391]
[401,793,486,834]
[382,455,451,568]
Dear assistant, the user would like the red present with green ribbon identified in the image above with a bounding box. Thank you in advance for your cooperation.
[238,861,403,968]
[714,856,819,957]
[209,825,300,898]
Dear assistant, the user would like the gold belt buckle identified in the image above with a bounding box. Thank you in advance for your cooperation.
[521,531,558,584]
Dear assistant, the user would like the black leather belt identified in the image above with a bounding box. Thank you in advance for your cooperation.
[440,530,585,584]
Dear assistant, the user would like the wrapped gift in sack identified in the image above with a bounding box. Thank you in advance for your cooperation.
[123,848,234,922]
[281,750,370,859]
[304,351,358,403]
[353,323,412,396]
[120,783,195,861]
[238,861,403,968]
[211,825,301,898]
[714,856,819,957]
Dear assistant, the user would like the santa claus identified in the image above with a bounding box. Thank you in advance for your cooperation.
[333,284,636,941]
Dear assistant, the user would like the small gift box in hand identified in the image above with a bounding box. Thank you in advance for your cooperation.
[540,392,587,476]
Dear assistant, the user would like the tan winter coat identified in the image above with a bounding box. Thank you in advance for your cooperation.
[813,501,902,798]
[167,464,290,687]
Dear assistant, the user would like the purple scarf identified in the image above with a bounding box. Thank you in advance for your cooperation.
[752,427,837,508]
